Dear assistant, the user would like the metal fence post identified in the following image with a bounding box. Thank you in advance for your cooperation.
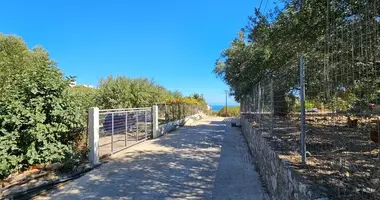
[241,98,244,113]
[258,82,262,128]
[172,104,175,120]
[182,104,185,118]
[252,88,255,114]
[145,110,148,139]
[164,104,168,122]
[178,104,181,119]
[300,55,307,165]
[89,107,99,166]
[270,78,274,135]
[152,105,159,138]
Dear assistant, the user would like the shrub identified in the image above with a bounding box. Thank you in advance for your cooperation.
[217,106,240,117]
[293,100,317,111]
[96,76,170,108]
[95,76,208,111]
[0,34,85,178]
[68,85,97,117]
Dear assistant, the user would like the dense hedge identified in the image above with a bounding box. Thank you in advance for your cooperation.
[0,34,85,178]
[95,76,170,108]
[95,75,208,109]
[68,85,97,118]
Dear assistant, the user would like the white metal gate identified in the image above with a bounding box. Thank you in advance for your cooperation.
[98,107,152,158]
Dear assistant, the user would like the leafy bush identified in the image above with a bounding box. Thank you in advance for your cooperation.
[68,85,97,117]
[217,106,240,117]
[0,34,85,178]
[96,76,170,108]
[328,97,351,112]
[293,100,317,111]
[95,76,208,110]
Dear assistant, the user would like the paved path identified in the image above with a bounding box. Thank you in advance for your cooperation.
[43,117,269,200]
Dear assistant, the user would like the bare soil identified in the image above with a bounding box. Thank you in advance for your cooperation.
[245,113,380,200]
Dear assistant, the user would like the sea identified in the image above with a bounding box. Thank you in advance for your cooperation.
[210,105,224,112]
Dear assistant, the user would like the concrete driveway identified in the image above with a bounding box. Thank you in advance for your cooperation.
[40,117,269,200]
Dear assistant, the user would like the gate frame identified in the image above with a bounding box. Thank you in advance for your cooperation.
[88,106,158,166]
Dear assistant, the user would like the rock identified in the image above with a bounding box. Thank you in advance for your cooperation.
[51,163,63,171]
[288,182,294,196]
[271,175,277,191]
[261,132,271,138]
[298,183,307,194]
[288,170,293,183]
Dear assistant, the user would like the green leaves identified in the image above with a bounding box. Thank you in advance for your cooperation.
[217,106,241,117]
[215,0,380,110]
[96,76,173,108]
[0,34,85,178]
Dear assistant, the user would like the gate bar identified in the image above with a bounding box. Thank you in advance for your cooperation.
[125,112,128,147]
[111,113,114,153]
[145,110,148,139]
[136,111,139,142]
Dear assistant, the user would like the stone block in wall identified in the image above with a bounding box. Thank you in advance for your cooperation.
[240,117,328,200]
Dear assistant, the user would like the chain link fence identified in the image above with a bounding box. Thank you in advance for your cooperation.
[241,58,380,199]
[239,1,380,199]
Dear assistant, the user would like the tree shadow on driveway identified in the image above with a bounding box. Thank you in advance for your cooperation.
[46,118,226,200]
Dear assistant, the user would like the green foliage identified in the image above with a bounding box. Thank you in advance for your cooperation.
[330,97,351,112]
[0,34,85,178]
[214,1,380,115]
[217,106,240,117]
[95,76,208,109]
[294,100,316,111]
[96,76,171,108]
[68,86,97,117]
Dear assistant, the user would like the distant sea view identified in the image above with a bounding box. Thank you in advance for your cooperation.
[210,105,224,112]
[210,104,240,112]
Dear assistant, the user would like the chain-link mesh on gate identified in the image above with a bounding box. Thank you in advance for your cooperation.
[98,107,152,158]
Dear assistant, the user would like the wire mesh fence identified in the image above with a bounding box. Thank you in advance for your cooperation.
[240,1,379,198]
[241,66,380,199]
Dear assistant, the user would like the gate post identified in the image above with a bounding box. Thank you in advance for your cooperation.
[152,105,159,138]
[300,55,307,165]
[89,107,99,166]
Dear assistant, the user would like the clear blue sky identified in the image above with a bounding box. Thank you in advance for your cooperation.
[0,0,276,105]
